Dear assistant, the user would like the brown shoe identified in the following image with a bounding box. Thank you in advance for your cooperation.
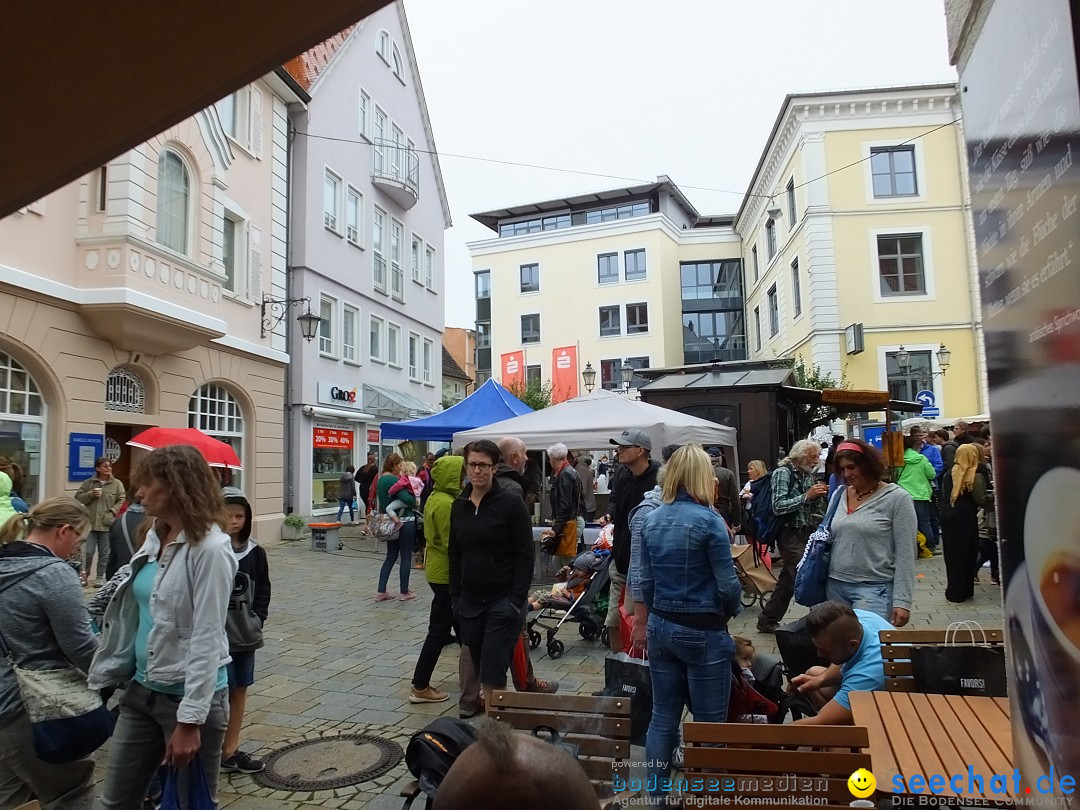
[527,678,559,694]
[409,685,449,704]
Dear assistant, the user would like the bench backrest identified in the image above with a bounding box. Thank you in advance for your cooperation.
[879,628,1005,691]
[486,690,631,797]
[682,722,870,809]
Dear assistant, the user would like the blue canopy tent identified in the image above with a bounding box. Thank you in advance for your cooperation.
[379,378,532,441]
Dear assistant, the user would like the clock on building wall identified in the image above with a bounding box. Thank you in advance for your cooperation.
[845,323,865,355]
[104,438,122,464]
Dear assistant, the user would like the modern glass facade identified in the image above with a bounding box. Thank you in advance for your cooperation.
[680,259,747,364]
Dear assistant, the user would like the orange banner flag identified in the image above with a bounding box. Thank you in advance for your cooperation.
[551,346,579,403]
[500,351,525,389]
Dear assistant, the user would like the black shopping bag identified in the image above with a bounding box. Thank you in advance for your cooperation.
[602,650,651,747]
[910,644,1008,697]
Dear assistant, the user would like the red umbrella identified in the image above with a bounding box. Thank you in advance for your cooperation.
[127,427,242,469]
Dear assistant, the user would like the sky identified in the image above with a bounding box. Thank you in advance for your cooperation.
[404,0,958,329]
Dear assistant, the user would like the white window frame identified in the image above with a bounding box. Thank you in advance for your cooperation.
[319,295,337,357]
[390,218,405,301]
[346,186,362,247]
[786,177,797,228]
[767,284,780,337]
[624,248,647,281]
[765,219,777,262]
[751,244,759,284]
[791,256,802,319]
[411,233,423,283]
[863,138,928,204]
[221,211,246,295]
[373,107,388,173]
[598,305,621,337]
[626,302,649,335]
[372,205,387,293]
[377,30,391,63]
[369,314,385,363]
[156,148,191,256]
[408,331,421,381]
[390,124,404,180]
[387,322,401,367]
[422,337,434,385]
[324,169,342,234]
[342,303,359,364]
[358,87,371,141]
[189,383,244,487]
[95,165,108,213]
[424,245,436,291]
[521,313,541,345]
[875,342,946,414]
[753,306,762,353]
[216,88,249,146]
[869,227,936,303]
[392,43,405,83]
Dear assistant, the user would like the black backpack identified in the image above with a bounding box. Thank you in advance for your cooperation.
[403,717,478,808]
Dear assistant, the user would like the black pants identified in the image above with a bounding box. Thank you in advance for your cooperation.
[413,583,455,689]
[759,526,811,627]
[942,513,979,602]
[977,533,1000,582]
[456,596,526,688]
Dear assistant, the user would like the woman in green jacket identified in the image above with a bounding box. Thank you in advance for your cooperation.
[408,454,464,703]
[897,435,937,553]
[376,453,417,601]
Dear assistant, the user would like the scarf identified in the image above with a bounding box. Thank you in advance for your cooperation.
[950,443,981,506]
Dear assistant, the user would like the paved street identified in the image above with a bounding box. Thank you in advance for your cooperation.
[91,535,1006,809]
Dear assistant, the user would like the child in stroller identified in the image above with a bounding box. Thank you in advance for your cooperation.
[526,548,610,659]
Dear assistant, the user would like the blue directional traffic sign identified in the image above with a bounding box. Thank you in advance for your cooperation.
[921,407,940,418]
[915,390,936,408]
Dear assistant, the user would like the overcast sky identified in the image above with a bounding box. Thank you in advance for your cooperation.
[404,0,958,329]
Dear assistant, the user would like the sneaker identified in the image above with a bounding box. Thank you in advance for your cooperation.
[399,590,417,601]
[527,678,559,694]
[410,685,450,704]
[375,592,395,602]
[671,744,685,770]
[756,622,778,634]
[459,703,484,719]
[221,750,265,774]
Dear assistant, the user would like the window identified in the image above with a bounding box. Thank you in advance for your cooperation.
[189,383,243,487]
[521,314,540,344]
[624,356,650,389]
[598,253,619,284]
[765,219,777,260]
[422,337,433,383]
[751,245,759,283]
[342,305,358,363]
[475,270,490,299]
[324,170,341,232]
[156,150,189,254]
[476,322,491,348]
[786,177,796,227]
[216,90,247,143]
[877,234,926,295]
[373,107,387,173]
[626,303,649,334]
[425,245,436,289]
[105,367,145,413]
[408,332,420,380]
[96,166,108,212]
[392,44,404,82]
[411,234,423,282]
[599,305,621,337]
[680,260,742,303]
[600,359,620,391]
[526,365,541,387]
[377,30,391,62]
[520,263,539,293]
[683,311,747,363]
[390,219,404,300]
[387,323,400,366]
[358,88,370,139]
[767,285,779,337]
[584,201,650,224]
[887,349,932,401]
[319,297,335,355]
[624,249,646,281]
[369,315,384,362]
[346,187,361,245]
[390,124,404,179]
[791,257,802,317]
[222,215,241,293]
[499,214,571,237]
[754,307,762,352]
[372,206,387,292]
[680,260,746,364]
[871,146,918,197]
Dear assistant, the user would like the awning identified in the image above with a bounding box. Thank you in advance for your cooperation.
[303,405,375,422]
[364,384,436,420]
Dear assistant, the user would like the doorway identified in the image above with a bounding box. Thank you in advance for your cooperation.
[104,424,135,491]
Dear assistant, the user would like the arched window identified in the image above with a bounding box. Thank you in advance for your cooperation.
[392,44,404,81]
[188,383,244,486]
[0,350,44,503]
[105,367,145,413]
[157,150,190,254]
[377,31,390,62]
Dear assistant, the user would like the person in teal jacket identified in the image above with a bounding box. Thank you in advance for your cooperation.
[897,436,937,554]
[409,454,464,704]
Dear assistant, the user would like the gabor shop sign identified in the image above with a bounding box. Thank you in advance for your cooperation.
[317,381,364,410]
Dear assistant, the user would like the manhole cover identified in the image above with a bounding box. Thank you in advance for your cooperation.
[255,734,404,791]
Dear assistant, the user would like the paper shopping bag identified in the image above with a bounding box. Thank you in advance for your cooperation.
[602,650,651,747]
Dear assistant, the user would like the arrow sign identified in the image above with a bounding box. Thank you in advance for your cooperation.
[915,390,936,408]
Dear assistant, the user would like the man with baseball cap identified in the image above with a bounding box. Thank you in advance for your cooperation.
[707,446,741,529]
[603,429,660,652]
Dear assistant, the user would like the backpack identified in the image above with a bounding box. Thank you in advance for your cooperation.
[404,717,478,808]
[750,469,794,546]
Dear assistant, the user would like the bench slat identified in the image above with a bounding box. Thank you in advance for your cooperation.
[488,691,631,715]
[683,722,868,748]
[552,735,629,758]
[487,708,629,738]
[879,629,1004,644]
[683,747,868,775]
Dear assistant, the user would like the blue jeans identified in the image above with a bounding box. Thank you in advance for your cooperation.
[826,577,893,621]
[645,613,734,803]
[336,498,354,522]
[377,518,415,594]
[913,500,935,549]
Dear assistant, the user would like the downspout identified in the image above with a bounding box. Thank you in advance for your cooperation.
[954,111,989,412]
[283,116,296,514]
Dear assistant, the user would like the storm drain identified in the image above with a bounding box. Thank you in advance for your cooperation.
[255,734,404,791]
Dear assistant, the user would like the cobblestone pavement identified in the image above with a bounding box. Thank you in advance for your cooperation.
[90,536,1006,809]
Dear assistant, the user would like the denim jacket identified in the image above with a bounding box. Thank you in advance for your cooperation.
[87,522,237,725]
[639,491,742,619]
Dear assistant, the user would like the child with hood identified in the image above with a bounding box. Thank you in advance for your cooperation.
[221,487,272,774]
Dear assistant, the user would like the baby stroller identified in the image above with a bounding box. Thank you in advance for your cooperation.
[773,616,830,720]
[527,551,611,660]
[731,540,776,609]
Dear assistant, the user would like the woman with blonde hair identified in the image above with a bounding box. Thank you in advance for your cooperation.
[90,444,237,808]
[939,443,990,603]
[0,497,98,809]
[638,445,742,805]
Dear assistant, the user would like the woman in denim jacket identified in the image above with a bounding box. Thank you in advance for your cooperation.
[638,444,742,805]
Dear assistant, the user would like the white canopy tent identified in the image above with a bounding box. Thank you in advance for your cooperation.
[452,389,739,470]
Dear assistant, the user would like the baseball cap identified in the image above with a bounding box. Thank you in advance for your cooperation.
[610,428,652,452]
[706,446,723,458]
[661,444,681,462]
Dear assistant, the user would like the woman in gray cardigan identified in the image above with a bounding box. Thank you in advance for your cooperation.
[824,439,916,626]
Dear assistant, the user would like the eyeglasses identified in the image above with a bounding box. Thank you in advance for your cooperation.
[465,462,494,470]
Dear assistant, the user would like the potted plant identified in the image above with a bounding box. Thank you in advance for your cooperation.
[281,513,311,541]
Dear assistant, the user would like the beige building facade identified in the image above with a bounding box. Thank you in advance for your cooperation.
[0,71,305,538]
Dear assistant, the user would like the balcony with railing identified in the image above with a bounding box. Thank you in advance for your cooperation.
[372,139,420,209]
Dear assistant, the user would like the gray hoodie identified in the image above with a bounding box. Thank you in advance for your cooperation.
[628,484,663,604]
[0,543,98,726]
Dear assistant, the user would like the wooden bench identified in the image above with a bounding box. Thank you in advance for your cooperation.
[486,690,633,804]
[879,628,1004,692]
[682,722,870,810]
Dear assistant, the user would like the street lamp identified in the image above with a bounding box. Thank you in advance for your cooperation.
[935,343,951,374]
[581,362,597,393]
[261,295,322,341]
[895,345,911,375]
[620,359,635,392]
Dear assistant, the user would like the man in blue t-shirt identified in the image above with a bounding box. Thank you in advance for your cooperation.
[790,601,892,725]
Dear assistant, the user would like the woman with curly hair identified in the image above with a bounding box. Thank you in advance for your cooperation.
[89,445,238,808]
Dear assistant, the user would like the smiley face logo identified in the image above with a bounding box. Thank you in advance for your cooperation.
[848,768,876,798]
